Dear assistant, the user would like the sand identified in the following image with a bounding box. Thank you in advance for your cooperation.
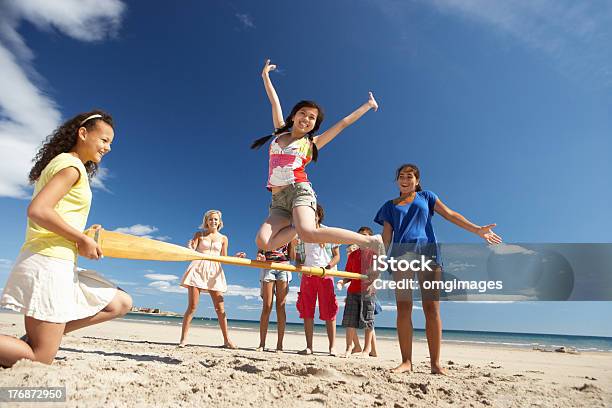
[1,312,610,407]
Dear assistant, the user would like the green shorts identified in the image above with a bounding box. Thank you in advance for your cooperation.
[269,182,317,220]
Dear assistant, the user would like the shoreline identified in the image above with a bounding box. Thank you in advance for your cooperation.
[107,312,612,353]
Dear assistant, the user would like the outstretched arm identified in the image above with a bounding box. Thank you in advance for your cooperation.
[434,199,502,244]
[313,92,378,150]
[261,59,285,130]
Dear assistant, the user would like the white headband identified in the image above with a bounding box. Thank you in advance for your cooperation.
[79,114,102,126]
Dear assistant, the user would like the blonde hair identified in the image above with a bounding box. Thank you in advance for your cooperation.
[199,209,223,231]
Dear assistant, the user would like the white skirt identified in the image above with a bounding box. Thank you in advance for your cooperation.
[0,250,118,323]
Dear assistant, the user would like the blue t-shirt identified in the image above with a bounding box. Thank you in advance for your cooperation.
[374,191,439,258]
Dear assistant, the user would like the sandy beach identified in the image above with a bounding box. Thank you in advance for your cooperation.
[0,312,610,407]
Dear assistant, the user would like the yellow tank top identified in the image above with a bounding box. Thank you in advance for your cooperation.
[22,153,92,263]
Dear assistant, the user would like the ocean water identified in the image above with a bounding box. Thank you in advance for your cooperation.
[120,313,612,352]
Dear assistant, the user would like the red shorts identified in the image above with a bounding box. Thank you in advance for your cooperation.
[296,275,338,321]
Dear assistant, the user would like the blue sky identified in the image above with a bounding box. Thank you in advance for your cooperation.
[0,0,611,336]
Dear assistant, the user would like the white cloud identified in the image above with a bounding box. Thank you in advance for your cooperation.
[235,13,255,29]
[226,284,261,298]
[113,224,158,236]
[90,166,111,192]
[112,224,170,241]
[374,0,612,86]
[0,0,125,198]
[429,0,612,85]
[110,280,138,286]
[446,261,477,272]
[147,280,186,294]
[490,243,536,255]
[237,304,262,311]
[144,273,179,281]
[0,259,13,269]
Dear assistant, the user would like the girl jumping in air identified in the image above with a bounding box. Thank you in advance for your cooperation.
[0,111,132,367]
[251,59,384,254]
[374,163,502,374]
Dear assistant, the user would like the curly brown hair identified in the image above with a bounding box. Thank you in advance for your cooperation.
[28,110,114,183]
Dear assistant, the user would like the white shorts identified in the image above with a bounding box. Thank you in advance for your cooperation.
[1,250,118,323]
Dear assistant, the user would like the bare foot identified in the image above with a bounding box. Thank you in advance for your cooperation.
[255,346,264,352]
[431,364,448,375]
[369,351,378,357]
[298,348,313,355]
[329,349,338,357]
[223,341,237,349]
[274,348,283,354]
[391,361,413,373]
[352,346,363,354]
[177,342,187,348]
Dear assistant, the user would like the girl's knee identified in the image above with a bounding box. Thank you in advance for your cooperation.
[261,304,273,315]
[397,302,413,316]
[119,292,133,314]
[109,291,132,317]
[255,235,268,250]
[214,304,226,316]
[295,227,316,243]
[422,301,439,317]
[31,347,59,365]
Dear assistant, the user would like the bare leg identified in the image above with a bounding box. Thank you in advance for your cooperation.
[352,330,362,353]
[326,319,337,355]
[0,316,66,367]
[274,280,289,351]
[343,327,360,357]
[298,318,314,354]
[179,286,200,346]
[64,290,132,334]
[364,328,378,357]
[258,281,274,350]
[370,330,378,357]
[422,300,446,374]
[293,206,379,247]
[392,300,414,373]
[363,328,374,356]
[210,291,235,348]
[256,214,296,251]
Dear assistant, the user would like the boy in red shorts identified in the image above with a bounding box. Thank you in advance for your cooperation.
[295,204,340,356]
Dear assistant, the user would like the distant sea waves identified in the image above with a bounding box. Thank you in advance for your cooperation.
[121,313,612,353]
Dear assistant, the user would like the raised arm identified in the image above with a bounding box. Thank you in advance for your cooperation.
[434,199,502,245]
[313,92,378,150]
[261,59,285,130]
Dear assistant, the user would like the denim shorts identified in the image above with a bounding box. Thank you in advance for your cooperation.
[260,268,292,282]
[269,182,317,220]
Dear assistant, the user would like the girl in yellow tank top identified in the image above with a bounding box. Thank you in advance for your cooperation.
[0,110,133,368]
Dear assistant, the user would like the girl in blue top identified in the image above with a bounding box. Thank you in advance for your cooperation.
[374,163,502,375]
